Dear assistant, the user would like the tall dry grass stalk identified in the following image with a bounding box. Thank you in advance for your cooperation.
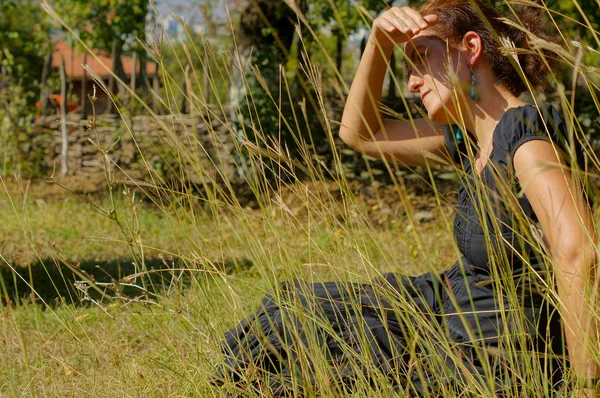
[3,0,597,396]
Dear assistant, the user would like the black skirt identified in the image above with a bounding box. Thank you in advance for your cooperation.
[213,260,567,396]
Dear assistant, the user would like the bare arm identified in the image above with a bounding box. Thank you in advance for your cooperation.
[514,140,599,396]
[339,8,449,167]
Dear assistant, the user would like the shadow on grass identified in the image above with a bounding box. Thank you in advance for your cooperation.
[0,257,253,306]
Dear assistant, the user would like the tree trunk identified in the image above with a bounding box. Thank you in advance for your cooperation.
[130,51,137,107]
[152,66,160,114]
[139,51,148,95]
[114,45,127,102]
[38,52,53,120]
[68,38,74,109]
[81,51,88,119]
[335,28,344,75]
[107,39,118,114]
[70,39,75,76]
[59,56,69,176]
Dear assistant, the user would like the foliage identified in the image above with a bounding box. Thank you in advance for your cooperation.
[159,30,232,113]
[307,0,385,33]
[231,0,389,178]
[231,0,308,180]
[0,0,50,106]
[550,0,600,54]
[49,0,149,52]
[2,0,600,396]
[0,0,54,176]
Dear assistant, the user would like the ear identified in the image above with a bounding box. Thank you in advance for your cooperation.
[462,31,483,66]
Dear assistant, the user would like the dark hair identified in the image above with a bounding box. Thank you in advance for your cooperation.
[405,0,563,96]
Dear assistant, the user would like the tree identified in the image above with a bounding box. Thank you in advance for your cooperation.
[0,0,51,107]
[49,0,150,111]
[306,0,386,76]
[232,0,307,144]
[0,0,54,176]
[50,0,149,53]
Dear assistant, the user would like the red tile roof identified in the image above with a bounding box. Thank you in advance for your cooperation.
[51,41,157,79]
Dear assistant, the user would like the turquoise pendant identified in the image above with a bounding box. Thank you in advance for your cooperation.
[470,69,478,100]
[455,127,463,142]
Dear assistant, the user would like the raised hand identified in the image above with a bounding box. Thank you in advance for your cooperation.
[371,6,439,50]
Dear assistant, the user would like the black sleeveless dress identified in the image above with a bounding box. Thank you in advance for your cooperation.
[213,104,574,396]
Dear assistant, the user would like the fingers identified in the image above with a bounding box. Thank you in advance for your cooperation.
[383,6,438,35]
[403,8,436,29]
[377,17,399,33]
[371,6,439,48]
[378,15,406,34]
[389,7,422,34]
[423,14,440,25]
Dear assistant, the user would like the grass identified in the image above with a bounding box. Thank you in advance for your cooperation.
[0,179,457,396]
[0,177,456,292]
[2,0,600,396]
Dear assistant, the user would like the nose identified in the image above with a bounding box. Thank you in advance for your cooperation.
[407,73,424,94]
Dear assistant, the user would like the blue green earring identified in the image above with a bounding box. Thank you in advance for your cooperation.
[470,67,478,100]
[455,127,463,142]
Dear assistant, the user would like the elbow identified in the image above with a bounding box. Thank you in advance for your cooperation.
[338,126,362,151]
[338,126,352,146]
[338,121,380,150]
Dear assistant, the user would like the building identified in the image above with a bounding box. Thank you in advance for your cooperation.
[49,41,159,114]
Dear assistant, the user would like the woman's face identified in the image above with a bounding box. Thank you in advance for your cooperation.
[404,33,470,124]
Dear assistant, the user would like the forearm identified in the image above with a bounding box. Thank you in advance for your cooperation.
[339,36,394,147]
[555,249,600,383]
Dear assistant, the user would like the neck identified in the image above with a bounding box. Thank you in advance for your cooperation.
[461,85,526,155]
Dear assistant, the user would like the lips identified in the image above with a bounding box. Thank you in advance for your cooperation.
[421,91,430,101]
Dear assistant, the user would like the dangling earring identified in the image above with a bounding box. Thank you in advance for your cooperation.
[470,66,478,100]
[455,127,463,142]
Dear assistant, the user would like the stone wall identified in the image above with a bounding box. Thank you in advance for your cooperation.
[37,112,241,186]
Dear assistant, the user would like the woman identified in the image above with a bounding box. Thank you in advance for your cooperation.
[215,1,599,396]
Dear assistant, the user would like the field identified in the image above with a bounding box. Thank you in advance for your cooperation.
[0,174,462,396]
[3,0,600,395]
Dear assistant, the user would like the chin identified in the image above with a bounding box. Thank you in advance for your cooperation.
[426,101,455,125]
[426,104,445,124]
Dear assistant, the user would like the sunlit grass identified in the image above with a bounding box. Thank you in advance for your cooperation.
[1,0,600,396]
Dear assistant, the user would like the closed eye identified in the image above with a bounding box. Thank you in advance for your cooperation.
[415,49,429,64]
[404,49,429,82]
[406,52,425,76]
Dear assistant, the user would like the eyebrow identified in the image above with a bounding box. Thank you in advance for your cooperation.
[405,35,446,60]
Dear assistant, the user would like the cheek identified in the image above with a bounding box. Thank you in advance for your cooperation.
[424,63,453,93]
[424,86,456,124]
[425,76,453,104]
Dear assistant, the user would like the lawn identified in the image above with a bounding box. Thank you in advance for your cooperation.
[0,175,460,396]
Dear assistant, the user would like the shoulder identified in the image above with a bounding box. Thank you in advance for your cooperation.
[492,103,570,169]
[512,128,595,256]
